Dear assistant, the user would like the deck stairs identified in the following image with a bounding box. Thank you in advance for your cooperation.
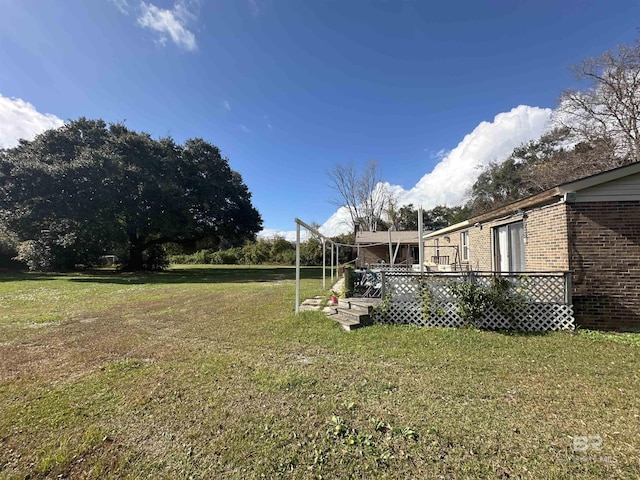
[325,297,378,331]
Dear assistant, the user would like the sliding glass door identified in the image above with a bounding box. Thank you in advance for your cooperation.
[494,222,525,273]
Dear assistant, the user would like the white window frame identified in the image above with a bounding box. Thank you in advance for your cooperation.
[460,231,469,261]
[493,221,525,273]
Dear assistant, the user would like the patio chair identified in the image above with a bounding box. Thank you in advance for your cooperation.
[362,270,382,298]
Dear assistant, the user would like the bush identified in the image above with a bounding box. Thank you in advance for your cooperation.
[15,240,52,272]
[143,245,169,271]
[0,230,23,270]
[211,248,242,265]
[168,248,244,265]
[167,253,191,264]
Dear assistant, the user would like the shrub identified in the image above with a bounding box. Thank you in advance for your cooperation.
[15,240,52,272]
[143,245,169,271]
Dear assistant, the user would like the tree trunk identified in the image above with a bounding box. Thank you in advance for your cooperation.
[125,243,145,271]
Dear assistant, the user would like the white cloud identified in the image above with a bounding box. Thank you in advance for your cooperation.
[317,206,353,237]
[110,0,130,15]
[430,148,449,160]
[398,105,552,209]
[312,105,553,237]
[259,228,310,242]
[0,94,64,149]
[224,100,231,111]
[137,1,198,51]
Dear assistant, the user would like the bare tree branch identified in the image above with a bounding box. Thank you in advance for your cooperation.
[328,160,390,233]
[557,41,640,161]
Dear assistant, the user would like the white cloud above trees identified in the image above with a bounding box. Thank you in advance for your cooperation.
[111,0,200,51]
[398,105,552,207]
[138,1,198,51]
[0,94,64,149]
[319,105,553,237]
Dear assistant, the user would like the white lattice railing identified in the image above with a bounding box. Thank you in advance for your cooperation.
[370,272,574,331]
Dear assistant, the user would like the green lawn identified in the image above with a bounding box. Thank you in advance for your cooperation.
[0,265,638,479]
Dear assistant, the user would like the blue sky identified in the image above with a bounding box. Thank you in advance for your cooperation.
[1,0,640,238]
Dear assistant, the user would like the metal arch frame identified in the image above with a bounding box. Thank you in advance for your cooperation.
[294,207,426,314]
[294,218,335,315]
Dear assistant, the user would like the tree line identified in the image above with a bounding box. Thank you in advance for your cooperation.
[165,204,467,267]
[167,234,352,267]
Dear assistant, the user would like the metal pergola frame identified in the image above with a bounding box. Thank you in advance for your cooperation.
[294,208,425,314]
[294,218,338,315]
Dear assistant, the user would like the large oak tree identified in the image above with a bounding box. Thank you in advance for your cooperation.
[0,118,262,270]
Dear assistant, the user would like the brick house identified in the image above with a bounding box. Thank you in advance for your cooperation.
[423,161,640,331]
[355,230,421,268]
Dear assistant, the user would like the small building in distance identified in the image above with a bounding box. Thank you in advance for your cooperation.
[355,230,421,269]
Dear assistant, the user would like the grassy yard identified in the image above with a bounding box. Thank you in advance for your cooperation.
[0,265,638,479]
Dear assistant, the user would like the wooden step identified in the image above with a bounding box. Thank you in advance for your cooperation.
[336,297,377,314]
[326,302,374,331]
[332,313,364,331]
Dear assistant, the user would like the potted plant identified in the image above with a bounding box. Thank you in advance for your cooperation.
[330,290,340,305]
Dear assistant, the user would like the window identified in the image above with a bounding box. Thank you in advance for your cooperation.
[494,221,525,273]
[409,245,419,264]
[460,231,469,261]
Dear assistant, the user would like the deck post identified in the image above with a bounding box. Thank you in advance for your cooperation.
[322,238,326,290]
[564,271,572,305]
[330,243,334,284]
[418,207,424,275]
[295,222,301,315]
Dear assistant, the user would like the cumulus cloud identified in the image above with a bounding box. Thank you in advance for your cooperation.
[398,105,552,208]
[136,1,198,51]
[315,105,553,237]
[0,94,64,149]
[318,207,354,238]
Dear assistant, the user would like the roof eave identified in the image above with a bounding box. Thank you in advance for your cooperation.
[556,160,640,193]
[423,188,562,238]
[424,161,640,239]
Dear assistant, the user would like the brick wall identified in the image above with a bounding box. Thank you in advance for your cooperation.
[469,224,492,270]
[422,231,469,269]
[568,201,640,331]
[359,245,389,267]
[525,203,570,271]
[425,225,493,271]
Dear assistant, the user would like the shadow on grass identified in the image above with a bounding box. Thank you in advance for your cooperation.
[0,266,326,285]
[491,329,555,337]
